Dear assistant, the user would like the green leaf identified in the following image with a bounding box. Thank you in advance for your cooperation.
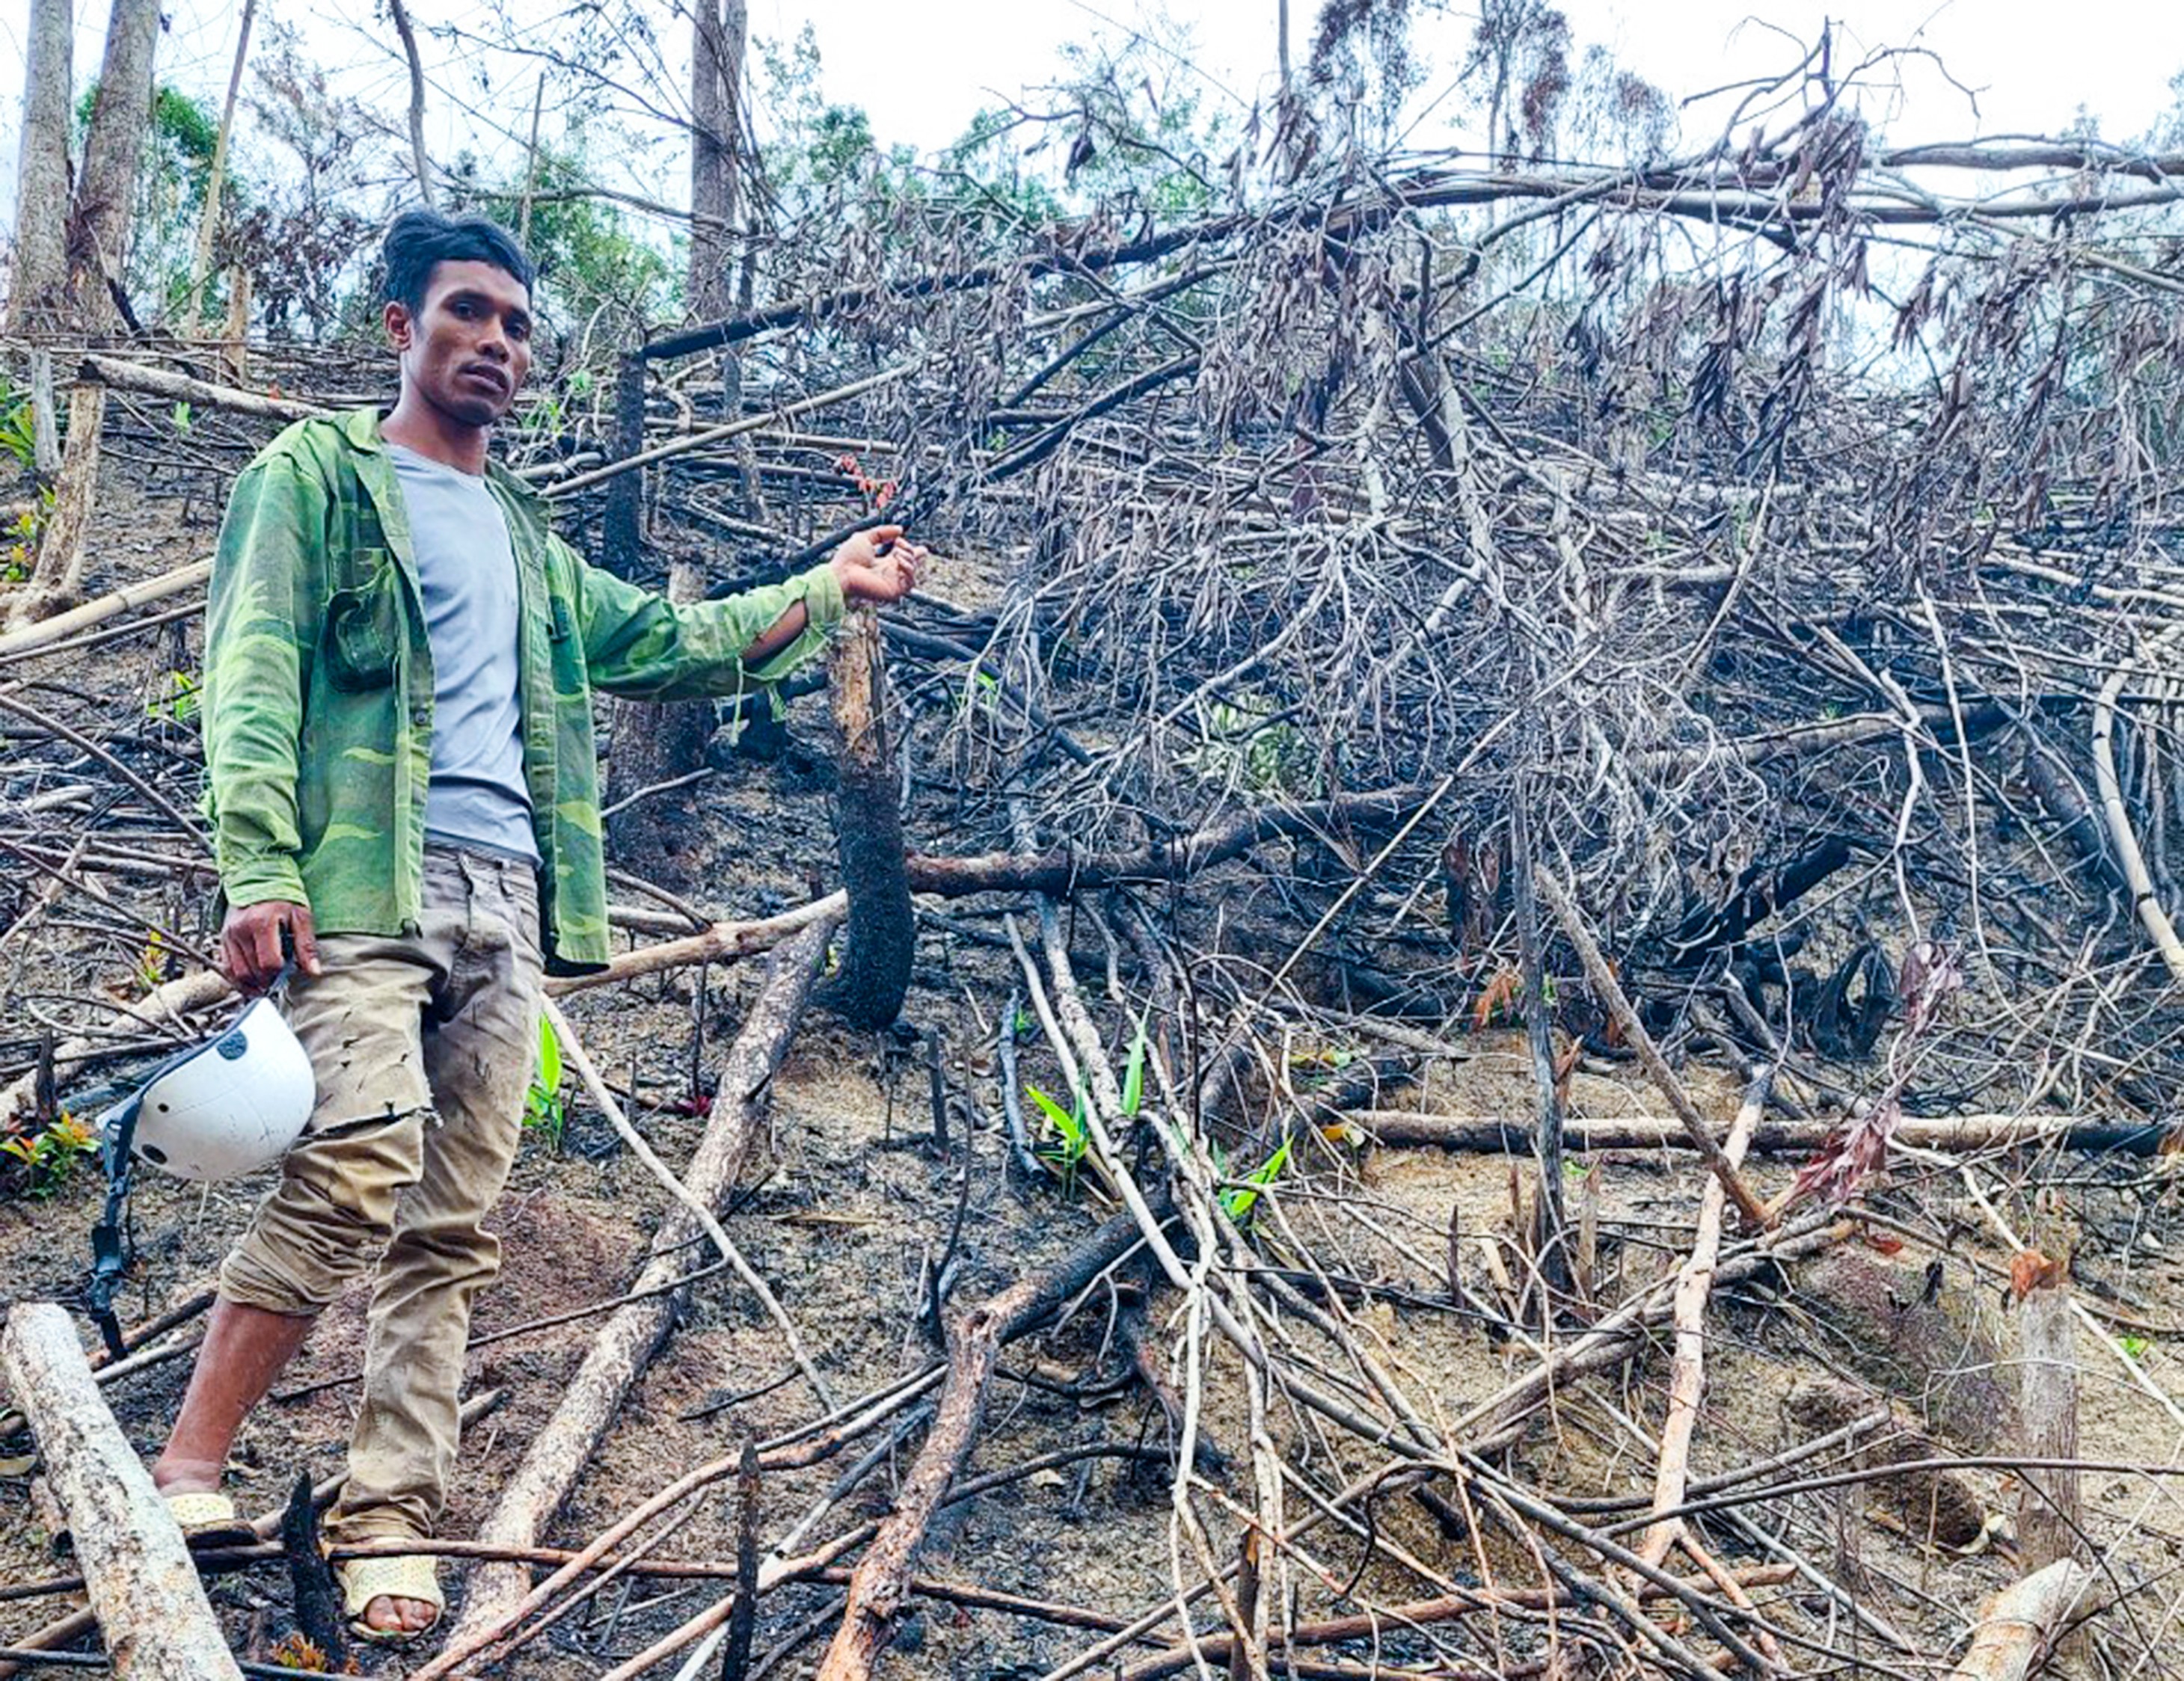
[1026,1084,1075,1137]
[2121,1333,2153,1361]
[536,1012,562,1095]
[1121,1012,1149,1119]
[1221,1135,1293,1223]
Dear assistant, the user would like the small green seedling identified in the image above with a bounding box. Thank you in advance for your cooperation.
[2120,1333,2153,1362]
[524,1012,566,1148]
[1220,1134,1293,1225]
[1027,1083,1088,1193]
[1,1113,98,1197]
[146,669,201,725]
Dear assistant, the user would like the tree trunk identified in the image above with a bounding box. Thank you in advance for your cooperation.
[687,0,746,326]
[388,0,435,205]
[10,381,109,626]
[604,560,712,866]
[67,0,161,328]
[6,0,73,335]
[11,0,158,625]
[817,607,914,1030]
[179,0,257,339]
[1,1304,245,1680]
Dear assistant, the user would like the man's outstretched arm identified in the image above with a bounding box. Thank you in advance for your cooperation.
[572,524,928,701]
[737,525,924,665]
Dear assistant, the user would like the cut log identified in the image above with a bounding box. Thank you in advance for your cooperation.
[0,1303,243,1680]
[1947,1559,2091,1681]
[817,606,913,1029]
[435,921,831,1653]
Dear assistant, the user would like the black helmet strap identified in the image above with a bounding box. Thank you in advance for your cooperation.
[85,1093,141,1359]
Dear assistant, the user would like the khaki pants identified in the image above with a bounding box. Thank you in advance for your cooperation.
[219,846,542,1544]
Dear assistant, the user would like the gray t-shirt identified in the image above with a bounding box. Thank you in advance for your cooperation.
[387,443,539,864]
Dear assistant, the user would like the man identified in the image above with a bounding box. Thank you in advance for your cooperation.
[151,209,922,1641]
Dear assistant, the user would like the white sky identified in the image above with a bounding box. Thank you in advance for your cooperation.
[6,0,2184,233]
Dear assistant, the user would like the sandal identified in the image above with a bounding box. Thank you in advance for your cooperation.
[162,1490,257,1551]
[335,1553,445,1646]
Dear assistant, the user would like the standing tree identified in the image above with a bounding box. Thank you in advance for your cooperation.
[8,0,161,627]
[687,0,746,325]
[179,0,260,339]
[7,0,74,336]
[600,0,751,867]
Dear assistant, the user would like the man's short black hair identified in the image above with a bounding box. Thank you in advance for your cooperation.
[381,208,536,315]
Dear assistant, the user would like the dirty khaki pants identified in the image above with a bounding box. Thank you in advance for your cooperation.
[219,845,542,1544]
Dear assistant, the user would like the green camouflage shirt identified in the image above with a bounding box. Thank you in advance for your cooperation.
[203,408,844,974]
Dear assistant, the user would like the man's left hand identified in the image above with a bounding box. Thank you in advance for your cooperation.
[832,524,926,605]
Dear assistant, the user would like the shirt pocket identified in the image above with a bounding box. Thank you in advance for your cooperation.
[322,548,400,692]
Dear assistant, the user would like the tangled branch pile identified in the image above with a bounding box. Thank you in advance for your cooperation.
[7,32,2184,1681]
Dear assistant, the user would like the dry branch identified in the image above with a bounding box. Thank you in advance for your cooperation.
[1534,869,1771,1228]
[1351,1110,2169,1154]
[815,1205,1155,1680]
[1637,1064,1771,1568]
[0,1304,242,1680]
[78,354,321,424]
[0,558,211,665]
[901,785,1434,897]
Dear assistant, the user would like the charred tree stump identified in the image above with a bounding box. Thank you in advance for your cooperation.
[818,606,913,1029]
[0,1303,243,1680]
[606,557,713,866]
[278,1471,346,1671]
[603,351,646,580]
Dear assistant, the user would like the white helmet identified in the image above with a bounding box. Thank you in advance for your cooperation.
[108,996,316,1181]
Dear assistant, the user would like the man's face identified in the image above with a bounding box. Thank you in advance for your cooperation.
[385,259,534,428]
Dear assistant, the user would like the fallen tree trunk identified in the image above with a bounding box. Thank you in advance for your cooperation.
[1948,1558,2091,1681]
[435,921,832,1653]
[0,1303,243,1680]
[0,557,211,666]
[816,606,913,1029]
[901,784,1435,897]
[79,353,322,424]
[1356,1110,2168,1155]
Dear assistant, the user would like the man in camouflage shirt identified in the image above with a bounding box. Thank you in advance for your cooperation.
[151,210,922,1641]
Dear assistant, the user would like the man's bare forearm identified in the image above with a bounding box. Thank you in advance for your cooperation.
[740,600,809,666]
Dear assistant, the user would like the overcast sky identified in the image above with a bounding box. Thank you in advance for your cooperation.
[6,0,2184,233]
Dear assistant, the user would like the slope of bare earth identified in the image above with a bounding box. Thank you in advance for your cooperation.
[4,428,2184,1678]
